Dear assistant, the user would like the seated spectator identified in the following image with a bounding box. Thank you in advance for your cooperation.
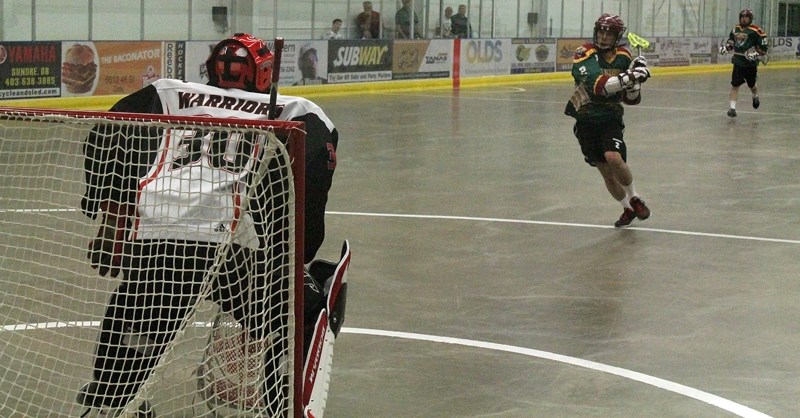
[356,1,383,39]
[322,18,344,40]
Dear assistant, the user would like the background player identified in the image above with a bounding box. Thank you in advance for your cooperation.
[564,13,651,228]
[718,8,768,117]
[78,33,348,417]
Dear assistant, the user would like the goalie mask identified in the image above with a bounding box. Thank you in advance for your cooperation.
[593,13,626,52]
[739,9,754,26]
[206,33,273,93]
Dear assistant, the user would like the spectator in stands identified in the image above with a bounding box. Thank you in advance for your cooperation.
[395,0,421,39]
[356,1,383,39]
[436,6,453,38]
[451,4,473,38]
[322,18,344,40]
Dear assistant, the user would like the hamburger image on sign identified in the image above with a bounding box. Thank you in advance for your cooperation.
[62,43,97,93]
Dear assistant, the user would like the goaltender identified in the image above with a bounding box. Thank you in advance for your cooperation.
[77,33,349,418]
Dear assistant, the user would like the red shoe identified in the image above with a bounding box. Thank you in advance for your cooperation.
[630,196,651,220]
[614,208,636,228]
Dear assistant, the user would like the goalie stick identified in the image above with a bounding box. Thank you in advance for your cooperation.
[626,32,650,56]
[268,37,285,120]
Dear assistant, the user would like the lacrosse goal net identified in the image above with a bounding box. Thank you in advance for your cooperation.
[0,106,306,418]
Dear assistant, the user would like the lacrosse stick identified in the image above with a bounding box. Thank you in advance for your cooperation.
[733,46,769,65]
[626,32,650,56]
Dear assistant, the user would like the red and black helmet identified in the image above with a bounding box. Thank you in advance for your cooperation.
[593,13,626,51]
[206,33,274,93]
[739,9,754,25]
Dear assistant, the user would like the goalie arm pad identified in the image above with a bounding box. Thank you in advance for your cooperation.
[87,201,132,277]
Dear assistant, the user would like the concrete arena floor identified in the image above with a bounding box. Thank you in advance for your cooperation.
[312,66,800,418]
[1,64,799,417]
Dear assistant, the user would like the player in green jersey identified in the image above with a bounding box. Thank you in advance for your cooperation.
[564,13,652,228]
[719,8,768,117]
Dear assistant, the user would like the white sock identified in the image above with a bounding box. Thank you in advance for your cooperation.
[621,182,637,204]
[730,100,737,109]
[618,197,632,209]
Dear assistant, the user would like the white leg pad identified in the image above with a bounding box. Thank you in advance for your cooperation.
[303,240,351,418]
[303,310,335,418]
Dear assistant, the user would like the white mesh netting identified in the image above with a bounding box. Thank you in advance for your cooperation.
[0,108,304,418]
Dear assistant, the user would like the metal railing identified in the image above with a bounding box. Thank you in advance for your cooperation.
[1,0,789,42]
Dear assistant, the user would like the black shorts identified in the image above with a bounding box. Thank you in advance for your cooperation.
[573,119,627,167]
[731,65,758,88]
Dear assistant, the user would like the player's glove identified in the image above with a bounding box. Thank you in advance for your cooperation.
[618,67,650,88]
[718,44,728,55]
[745,48,762,61]
[87,202,129,277]
[88,225,124,277]
[630,55,647,69]
[624,82,641,93]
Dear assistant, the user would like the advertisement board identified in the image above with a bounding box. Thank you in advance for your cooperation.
[184,41,217,85]
[0,41,61,99]
[65,41,164,96]
[290,40,330,86]
[766,37,800,61]
[555,38,589,72]
[460,39,510,77]
[392,39,451,80]
[1,37,797,101]
[328,40,392,83]
[687,38,713,65]
[162,42,186,82]
[510,38,556,74]
[651,37,694,67]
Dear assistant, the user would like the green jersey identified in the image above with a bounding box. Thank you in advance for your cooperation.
[565,43,633,123]
[727,24,768,68]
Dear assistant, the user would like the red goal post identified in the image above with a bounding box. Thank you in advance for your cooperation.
[0,106,306,418]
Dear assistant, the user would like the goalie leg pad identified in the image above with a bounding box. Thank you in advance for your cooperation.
[302,310,335,418]
[302,240,351,418]
[307,240,351,336]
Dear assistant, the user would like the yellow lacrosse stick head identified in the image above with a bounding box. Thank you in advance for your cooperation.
[626,32,650,54]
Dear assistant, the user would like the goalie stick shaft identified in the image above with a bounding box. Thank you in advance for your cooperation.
[268,37,285,120]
